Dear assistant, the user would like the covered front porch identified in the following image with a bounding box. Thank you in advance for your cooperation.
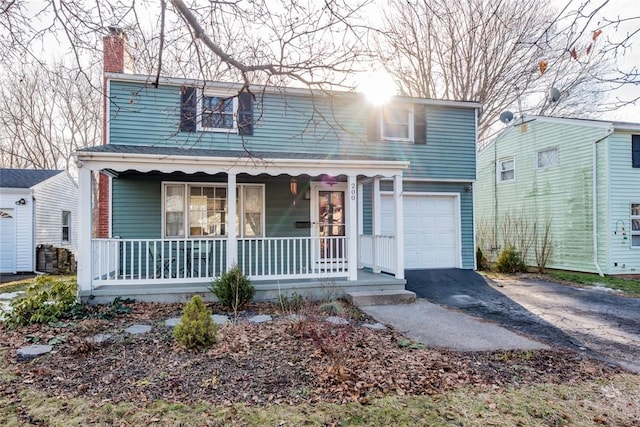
[75,145,409,302]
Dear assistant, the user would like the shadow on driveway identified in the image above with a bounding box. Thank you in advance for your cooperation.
[404,269,588,352]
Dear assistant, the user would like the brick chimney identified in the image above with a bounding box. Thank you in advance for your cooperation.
[98,27,130,238]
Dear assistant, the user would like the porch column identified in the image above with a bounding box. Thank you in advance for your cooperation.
[357,181,363,268]
[393,174,404,280]
[77,167,93,296]
[347,175,358,281]
[372,177,381,273]
[226,172,237,269]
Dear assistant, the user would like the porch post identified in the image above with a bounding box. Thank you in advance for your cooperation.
[393,174,404,280]
[226,173,237,270]
[357,180,363,269]
[372,177,381,273]
[77,167,93,297]
[347,175,358,281]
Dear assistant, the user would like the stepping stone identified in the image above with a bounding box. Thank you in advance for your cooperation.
[124,324,152,335]
[326,316,349,325]
[17,344,53,361]
[363,322,386,331]
[211,314,230,325]
[165,317,181,328]
[249,314,272,324]
[88,333,112,344]
[0,291,24,300]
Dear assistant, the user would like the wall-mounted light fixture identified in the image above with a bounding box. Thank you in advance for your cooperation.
[464,185,472,193]
[15,198,26,205]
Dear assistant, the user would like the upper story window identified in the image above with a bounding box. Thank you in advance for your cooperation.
[163,183,264,238]
[62,211,71,242]
[631,203,640,247]
[200,95,237,132]
[632,135,640,168]
[381,105,414,142]
[498,157,515,182]
[537,147,558,168]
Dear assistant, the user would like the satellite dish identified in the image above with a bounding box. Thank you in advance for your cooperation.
[499,111,514,124]
[548,87,561,103]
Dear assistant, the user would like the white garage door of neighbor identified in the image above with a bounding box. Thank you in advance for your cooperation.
[0,209,17,273]
[381,195,459,269]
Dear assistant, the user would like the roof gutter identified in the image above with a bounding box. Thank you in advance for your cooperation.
[592,126,615,277]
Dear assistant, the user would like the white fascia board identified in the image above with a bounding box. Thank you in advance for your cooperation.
[75,151,409,178]
[521,115,614,130]
[104,72,482,110]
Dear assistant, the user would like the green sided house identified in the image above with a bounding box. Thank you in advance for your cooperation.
[476,115,640,276]
[73,30,480,302]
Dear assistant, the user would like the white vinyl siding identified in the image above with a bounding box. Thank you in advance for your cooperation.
[33,173,78,254]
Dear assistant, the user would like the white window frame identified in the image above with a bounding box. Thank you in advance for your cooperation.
[197,90,239,133]
[162,182,265,238]
[497,157,515,182]
[631,203,640,248]
[536,147,558,169]
[62,210,71,243]
[380,104,414,142]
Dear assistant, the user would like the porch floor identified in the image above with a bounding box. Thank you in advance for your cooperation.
[81,270,406,304]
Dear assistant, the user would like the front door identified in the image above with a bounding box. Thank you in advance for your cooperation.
[311,183,347,262]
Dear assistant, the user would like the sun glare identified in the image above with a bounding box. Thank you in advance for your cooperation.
[359,71,397,105]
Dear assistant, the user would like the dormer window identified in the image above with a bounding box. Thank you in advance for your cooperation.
[381,105,414,142]
[201,95,237,131]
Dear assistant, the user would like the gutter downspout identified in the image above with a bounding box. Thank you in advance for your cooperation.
[593,127,615,277]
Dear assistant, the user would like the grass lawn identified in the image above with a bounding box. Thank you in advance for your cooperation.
[546,270,640,297]
[1,372,638,426]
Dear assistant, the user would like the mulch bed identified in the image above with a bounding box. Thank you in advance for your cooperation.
[0,300,623,406]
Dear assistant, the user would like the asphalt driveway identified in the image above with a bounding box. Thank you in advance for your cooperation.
[405,269,640,372]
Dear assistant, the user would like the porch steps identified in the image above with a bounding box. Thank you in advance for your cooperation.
[346,290,416,306]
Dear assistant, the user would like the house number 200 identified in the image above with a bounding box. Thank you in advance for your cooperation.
[350,183,357,201]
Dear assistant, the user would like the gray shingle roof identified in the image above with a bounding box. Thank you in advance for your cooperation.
[76,144,394,162]
[0,169,63,189]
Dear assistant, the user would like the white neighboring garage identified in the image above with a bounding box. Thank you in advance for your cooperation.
[381,193,461,269]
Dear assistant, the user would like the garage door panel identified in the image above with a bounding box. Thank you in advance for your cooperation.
[380,195,459,269]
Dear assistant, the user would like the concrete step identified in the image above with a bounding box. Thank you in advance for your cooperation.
[346,290,417,306]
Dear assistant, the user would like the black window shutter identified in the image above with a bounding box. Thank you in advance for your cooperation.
[633,135,640,168]
[414,104,426,145]
[237,92,253,136]
[180,86,197,132]
[367,107,380,141]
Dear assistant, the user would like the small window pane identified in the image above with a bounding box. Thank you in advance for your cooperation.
[165,185,185,237]
[631,204,640,216]
[499,158,514,182]
[632,219,640,232]
[62,211,71,242]
[537,148,558,168]
[202,96,234,129]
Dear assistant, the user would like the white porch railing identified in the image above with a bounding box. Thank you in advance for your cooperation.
[358,234,396,274]
[91,236,350,285]
[238,236,348,280]
[92,239,227,285]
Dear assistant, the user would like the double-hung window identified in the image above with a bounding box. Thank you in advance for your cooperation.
[632,203,640,248]
[537,147,558,168]
[498,157,515,182]
[381,105,414,142]
[200,94,237,131]
[163,183,264,238]
[62,211,71,243]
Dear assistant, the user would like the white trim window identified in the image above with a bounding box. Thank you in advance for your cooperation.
[62,210,71,243]
[381,105,414,142]
[536,147,558,168]
[163,183,264,238]
[498,157,515,182]
[631,203,640,248]
[199,93,238,132]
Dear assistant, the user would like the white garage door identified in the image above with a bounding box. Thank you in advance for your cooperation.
[0,209,16,273]
[381,195,459,269]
